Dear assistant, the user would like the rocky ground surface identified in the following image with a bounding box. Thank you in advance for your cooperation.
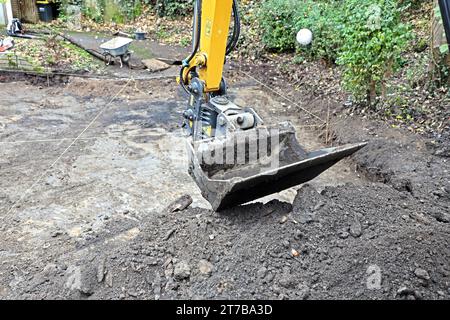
[0,69,448,300]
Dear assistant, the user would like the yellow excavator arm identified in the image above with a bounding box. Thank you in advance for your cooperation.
[197,0,234,91]
[179,0,245,141]
[179,0,238,93]
[178,0,367,211]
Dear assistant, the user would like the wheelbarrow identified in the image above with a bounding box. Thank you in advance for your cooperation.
[100,37,133,68]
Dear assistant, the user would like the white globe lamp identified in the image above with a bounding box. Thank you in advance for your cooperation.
[296,29,313,46]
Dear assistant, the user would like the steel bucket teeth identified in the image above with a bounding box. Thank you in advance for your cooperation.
[188,122,367,211]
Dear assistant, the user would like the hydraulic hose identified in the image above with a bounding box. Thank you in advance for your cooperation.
[181,0,202,94]
[226,0,241,55]
[185,0,202,64]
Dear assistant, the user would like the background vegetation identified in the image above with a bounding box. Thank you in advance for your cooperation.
[57,0,192,23]
[55,0,449,110]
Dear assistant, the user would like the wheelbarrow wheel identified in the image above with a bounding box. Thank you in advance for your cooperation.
[121,53,131,68]
[104,53,113,66]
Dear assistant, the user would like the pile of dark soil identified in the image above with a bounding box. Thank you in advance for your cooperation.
[8,180,449,300]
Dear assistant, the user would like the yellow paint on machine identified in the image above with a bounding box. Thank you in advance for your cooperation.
[198,0,234,92]
[204,126,212,137]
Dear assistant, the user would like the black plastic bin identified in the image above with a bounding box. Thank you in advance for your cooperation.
[37,4,54,22]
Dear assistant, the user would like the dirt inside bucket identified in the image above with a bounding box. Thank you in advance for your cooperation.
[197,123,308,181]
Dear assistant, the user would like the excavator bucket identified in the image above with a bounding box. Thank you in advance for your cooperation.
[188,122,367,211]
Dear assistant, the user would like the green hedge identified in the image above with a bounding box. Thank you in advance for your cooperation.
[258,0,413,103]
[337,0,412,102]
[258,0,342,62]
[153,0,193,17]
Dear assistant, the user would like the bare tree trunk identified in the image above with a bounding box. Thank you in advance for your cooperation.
[382,58,393,99]
[430,0,450,83]
[369,80,377,106]
[430,0,440,83]
[18,0,38,23]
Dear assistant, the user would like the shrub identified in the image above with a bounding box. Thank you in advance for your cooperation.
[152,0,193,17]
[337,0,413,103]
[258,0,413,103]
[258,0,300,52]
[293,1,343,63]
[258,0,343,62]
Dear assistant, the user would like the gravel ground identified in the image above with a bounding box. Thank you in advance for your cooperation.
[0,71,448,300]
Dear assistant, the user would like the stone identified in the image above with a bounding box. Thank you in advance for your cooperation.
[167,195,193,213]
[349,218,362,238]
[65,265,95,296]
[298,212,316,224]
[164,262,174,278]
[163,229,176,241]
[435,212,450,223]
[265,272,275,283]
[152,272,162,300]
[414,268,430,281]
[339,231,350,239]
[280,216,288,224]
[97,256,107,283]
[413,290,423,300]
[43,264,59,277]
[257,267,268,279]
[313,202,325,211]
[174,261,191,281]
[397,286,414,297]
[105,272,113,287]
[198,260,214,276]
[51,230,63,238]
[142,59,171,73]
[278,275,296,289]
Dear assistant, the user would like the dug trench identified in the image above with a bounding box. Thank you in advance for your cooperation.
[0,71,448,300]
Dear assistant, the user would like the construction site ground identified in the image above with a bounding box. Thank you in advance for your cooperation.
[0,65,449,300]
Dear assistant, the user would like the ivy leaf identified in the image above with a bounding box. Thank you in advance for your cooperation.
[434,6,442,19]
[439,44,449,55]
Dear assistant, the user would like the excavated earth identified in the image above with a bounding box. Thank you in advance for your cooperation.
[0,70,449,300]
